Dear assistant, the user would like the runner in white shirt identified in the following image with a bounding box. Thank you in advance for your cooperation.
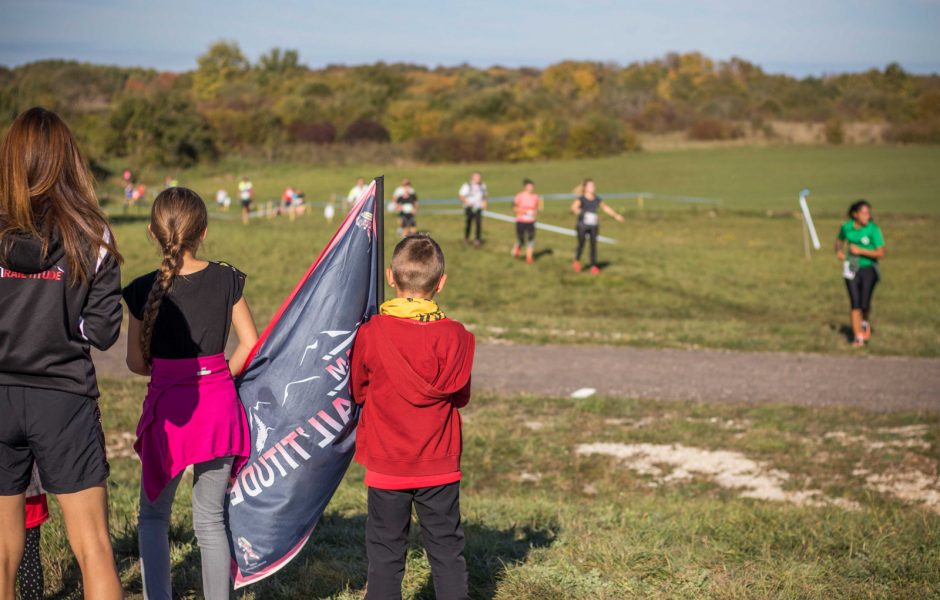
[238,177,253,225]
[394,178,418,236]
[458,171,487,246]
[347,177,367,212]
[215,189,231,212]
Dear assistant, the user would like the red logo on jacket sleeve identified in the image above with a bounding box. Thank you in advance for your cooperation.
[0,266,65,281]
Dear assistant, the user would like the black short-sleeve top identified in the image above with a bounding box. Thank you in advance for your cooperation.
[122,261,246,359]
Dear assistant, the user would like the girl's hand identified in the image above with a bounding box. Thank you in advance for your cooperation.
[615,213,625,223]
[849,243,860,255]
[229,296,259,376]
[125,315,152,376]
[836,250,845,261]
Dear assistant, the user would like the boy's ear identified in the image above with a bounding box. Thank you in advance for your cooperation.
[436,273,447,294]
[385,267,396,288]
[201,227,208,241]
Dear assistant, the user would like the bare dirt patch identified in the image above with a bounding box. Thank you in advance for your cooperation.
[855,452,940,513]
[576,442,857,509]
[825,425,932,451]
[106,431,138,460]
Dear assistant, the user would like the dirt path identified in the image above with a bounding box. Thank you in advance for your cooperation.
[473,344,939,412]
[94,332,940,413]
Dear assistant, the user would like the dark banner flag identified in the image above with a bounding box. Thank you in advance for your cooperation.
[227,179,383,588]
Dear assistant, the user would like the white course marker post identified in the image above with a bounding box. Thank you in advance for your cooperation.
[798,189,821,260]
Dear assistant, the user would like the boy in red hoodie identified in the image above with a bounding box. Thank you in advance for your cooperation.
[351,234,474,600]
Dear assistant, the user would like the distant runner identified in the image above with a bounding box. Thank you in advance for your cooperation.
[282,186,295,217]
[292,189,305,218]
[459,171,487,246]
[511,178,543,264]
[347,177,367,212]
[835,199,885,347]
[238,176,253,225]
[394,178,418,236]
[571,179,624,274]
[123,182,135,212]
[215,188,231,212]
[132,183,146,209]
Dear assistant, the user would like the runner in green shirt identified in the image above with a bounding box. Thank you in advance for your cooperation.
[835,200,886,347]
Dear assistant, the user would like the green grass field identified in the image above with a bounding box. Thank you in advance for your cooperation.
[157,144,940,215]
[35,380,940,599]
[108,145,940,356]
[26,146,940,598]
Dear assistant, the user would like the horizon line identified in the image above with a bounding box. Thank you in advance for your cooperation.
[2,53,938,80]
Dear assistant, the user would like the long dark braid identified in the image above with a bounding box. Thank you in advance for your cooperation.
[140,187,208,363]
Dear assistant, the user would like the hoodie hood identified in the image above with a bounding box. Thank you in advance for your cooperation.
[371,315,475,407]
[0,233,65,274]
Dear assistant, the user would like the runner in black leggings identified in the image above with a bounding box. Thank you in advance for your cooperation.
[570,179,624,275]
[835,199,886,347]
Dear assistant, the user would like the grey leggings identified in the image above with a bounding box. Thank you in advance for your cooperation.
[138,456,234,600]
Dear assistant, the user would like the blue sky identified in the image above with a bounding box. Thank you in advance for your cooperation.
[1,0,938,76]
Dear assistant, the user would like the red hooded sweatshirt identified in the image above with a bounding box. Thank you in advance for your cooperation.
[351,314,474,488]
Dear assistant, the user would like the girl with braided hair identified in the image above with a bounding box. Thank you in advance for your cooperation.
[123,186,257,600]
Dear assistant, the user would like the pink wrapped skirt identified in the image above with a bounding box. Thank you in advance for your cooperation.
[135,353,250,502]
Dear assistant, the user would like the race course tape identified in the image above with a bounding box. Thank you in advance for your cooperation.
[482,210,618,245]
[417,192,722,207]
[421,208,617,244]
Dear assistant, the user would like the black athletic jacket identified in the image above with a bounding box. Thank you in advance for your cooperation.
[0,231,122,398]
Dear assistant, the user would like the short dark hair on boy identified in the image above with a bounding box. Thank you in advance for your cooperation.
[391,234,445,294]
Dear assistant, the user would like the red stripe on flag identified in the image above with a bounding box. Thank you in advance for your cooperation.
[237,180,378,375]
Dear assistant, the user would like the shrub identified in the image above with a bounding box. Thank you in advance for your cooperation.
[289,121,336,144]
[414,130,491,163]
[567,114,628,158]
[340,118,390,143]
[106,92,218,168]
[825,118,844,144]
[688,118,742,140]
[883,120,940,144]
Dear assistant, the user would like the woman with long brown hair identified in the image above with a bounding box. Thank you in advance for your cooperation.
[0,107,124,598]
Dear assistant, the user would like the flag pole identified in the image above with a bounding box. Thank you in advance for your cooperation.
[375,175,385,307]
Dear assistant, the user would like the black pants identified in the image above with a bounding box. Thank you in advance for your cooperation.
[575,223,599,266]
[17,526,43,600]
[845,266,879,311]
[365,483,468,600]
[516,222,536,247]
[464,208,482,241]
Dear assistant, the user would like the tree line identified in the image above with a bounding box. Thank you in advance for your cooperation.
[1,42,938,168]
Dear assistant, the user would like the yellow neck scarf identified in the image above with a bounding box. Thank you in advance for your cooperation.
[380,297,445,322]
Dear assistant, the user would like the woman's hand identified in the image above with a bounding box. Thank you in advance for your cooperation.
[602,202,625,223]
[848,244,886,259]
[849,244,885,259]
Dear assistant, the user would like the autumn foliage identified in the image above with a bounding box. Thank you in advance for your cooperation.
[1,43,938,167]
